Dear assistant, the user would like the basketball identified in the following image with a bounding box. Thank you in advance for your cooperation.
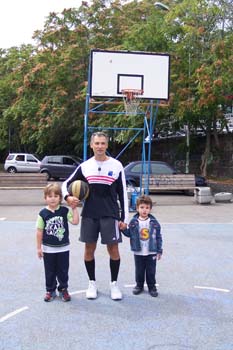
[68,180,89,201]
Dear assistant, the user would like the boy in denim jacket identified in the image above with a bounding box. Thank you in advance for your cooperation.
[121,195,163,297]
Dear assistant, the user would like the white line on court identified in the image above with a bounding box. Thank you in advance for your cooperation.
[162,223,233,225]
[0,306,29,323]
[69,290,86,296]
[125,284,230,293]
[124,284,135,288]
[124,283,159,288]
[194,285,230,293]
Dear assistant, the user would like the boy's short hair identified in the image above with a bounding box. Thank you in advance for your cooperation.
[44,183,62,203]
[136,195,153,209]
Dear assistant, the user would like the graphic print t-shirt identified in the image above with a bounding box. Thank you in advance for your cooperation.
[37,206,72,253]
[134,218,154,256]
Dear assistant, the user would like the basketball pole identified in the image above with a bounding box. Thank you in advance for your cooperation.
[147,100,154,194]
[83,54,92,161]
[141,100,159,195]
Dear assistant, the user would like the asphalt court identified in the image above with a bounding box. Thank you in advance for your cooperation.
[0,190,233,350]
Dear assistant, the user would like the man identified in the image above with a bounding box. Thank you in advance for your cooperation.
[62,132,128,300]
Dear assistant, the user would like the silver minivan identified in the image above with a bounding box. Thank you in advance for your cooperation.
[4,153,41,173]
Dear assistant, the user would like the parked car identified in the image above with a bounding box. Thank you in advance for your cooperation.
[124,160,207,188]
[4,153,41,173]
[40,155,81,180]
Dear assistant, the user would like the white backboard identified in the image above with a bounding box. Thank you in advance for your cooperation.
[90,49,170,100]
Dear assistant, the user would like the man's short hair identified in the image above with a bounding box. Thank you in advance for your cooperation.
[90,131,109,143]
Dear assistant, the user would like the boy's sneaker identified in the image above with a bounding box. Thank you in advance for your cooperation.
[110,281,122,300]
[132,285,144,295]
[44,291,56,302]
[59,288,71,302]
[86,280,97,299]
[149,286,158,297]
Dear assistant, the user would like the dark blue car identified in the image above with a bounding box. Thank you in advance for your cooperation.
[124,160,207,190]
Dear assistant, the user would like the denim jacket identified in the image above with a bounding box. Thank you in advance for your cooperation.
[122,213,163,254]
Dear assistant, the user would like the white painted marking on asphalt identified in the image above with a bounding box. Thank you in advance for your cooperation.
[124,284,135,288]
[0,306,29,323]
[164,223,233,225]
[194,285,230,293]
[124,283,159,288]
[69,290,86,295]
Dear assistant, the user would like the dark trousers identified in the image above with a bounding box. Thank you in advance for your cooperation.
[43,251,69,292]
[134,254,157,289]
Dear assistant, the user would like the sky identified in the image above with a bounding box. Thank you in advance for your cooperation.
[0,0,83,49]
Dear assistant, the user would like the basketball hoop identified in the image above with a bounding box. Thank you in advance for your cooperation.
[122,89,143,116]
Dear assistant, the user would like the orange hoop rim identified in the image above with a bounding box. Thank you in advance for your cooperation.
[121,89,144,99]
[122,89,143,115]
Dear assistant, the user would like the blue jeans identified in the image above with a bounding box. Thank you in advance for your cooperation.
[134,254,157,289]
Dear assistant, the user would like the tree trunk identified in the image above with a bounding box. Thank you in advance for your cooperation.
[200,130,211,177]
[213,126,220,149]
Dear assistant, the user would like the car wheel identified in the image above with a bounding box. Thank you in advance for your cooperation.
[7,167,17,174]
[41,170,51,181]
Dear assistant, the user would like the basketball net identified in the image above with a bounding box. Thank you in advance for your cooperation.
[122,89,143,116]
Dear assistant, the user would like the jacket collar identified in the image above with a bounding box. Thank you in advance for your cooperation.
[133,213,156,220]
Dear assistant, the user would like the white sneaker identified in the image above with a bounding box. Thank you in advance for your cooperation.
[110,281,122,300]
[86,280,97,299]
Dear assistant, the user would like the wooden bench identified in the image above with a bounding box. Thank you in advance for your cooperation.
[142,174,196,193]
[0,173,48,189]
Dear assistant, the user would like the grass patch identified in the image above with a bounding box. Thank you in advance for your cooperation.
[208,176,233,185]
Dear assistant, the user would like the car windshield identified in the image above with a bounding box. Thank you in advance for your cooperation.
[129,162,174,175]
[151,163,174,174]
[129,163,144,173]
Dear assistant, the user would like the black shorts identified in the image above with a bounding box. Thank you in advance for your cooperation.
[80,217,122,245]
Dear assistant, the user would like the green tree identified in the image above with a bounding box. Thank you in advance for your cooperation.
[0,45,36,153]
[3,8,90,156]
[164,0,233,175]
